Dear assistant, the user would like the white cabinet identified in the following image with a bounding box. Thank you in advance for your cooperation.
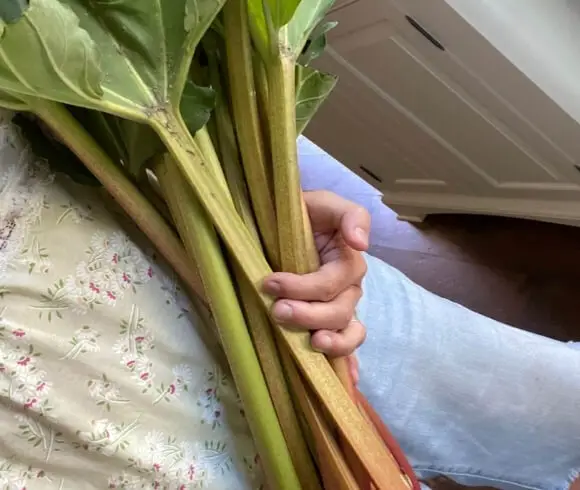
[306,0,580,224]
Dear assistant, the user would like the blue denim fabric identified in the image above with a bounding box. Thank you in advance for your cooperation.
[357,254,580,490]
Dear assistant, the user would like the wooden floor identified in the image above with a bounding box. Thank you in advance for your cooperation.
[368,207,580,342]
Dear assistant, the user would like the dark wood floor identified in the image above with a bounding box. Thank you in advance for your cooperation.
[368,207,580,341]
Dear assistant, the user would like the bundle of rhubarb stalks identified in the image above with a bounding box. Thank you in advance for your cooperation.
[0,0,419,488]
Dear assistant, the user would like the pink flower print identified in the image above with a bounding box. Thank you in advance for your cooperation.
[187,464,196,481]
[112,253,119,265]
[153,463,161,473]
[89,282,100,294]
[170,364,193,396]
[122,272,131,284]
[139,372,151,381]
[17,356,31,367]
[147,266,153,278]
[35,379,51,394]
[24,398,38,409]
[132,356,154,377]
[12,328,25,338]
[125,359,136,370]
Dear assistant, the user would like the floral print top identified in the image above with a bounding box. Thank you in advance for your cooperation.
[0,114,263,489]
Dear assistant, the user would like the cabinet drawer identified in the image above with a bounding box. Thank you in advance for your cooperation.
[307,50,481,196]
[317,0,580,201]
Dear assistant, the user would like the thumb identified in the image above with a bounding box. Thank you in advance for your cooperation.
[340,205,370,251]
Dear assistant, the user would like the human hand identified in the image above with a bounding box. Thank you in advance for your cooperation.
[263,190,369,366]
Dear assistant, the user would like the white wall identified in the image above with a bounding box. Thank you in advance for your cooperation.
[445,0,580,124]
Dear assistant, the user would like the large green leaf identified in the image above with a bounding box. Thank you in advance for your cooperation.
[0,0,225,119]
[0,0,104,107]
[295,65,336,134]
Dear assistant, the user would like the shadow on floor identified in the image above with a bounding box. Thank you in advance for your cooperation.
[369,210,580,341]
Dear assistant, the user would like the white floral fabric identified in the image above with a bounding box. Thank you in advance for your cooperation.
[0,114,263,489]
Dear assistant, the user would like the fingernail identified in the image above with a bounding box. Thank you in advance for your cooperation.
[355,227,368,247]
[273,302,293,321]
[313,334,332,352]
[264,280,281,295]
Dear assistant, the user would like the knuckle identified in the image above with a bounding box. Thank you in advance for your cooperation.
[320,281,338,301]
[293,304,315,327]
[336,306,353,329]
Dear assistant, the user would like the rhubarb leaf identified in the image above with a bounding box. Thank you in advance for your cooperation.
[248,0,301,60]
[298,21,337,66]
[0,89,28,111]
[248,0,335,61]
[70,108,163,177]
[286,0,335,57]
[0,0,104,108]
[267,0,302,28]
[67,78,215,179]
[0,0,224,119]
[295,65,336,134]
[180,80,216,136]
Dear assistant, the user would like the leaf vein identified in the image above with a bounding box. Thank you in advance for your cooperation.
[25,14,94,102]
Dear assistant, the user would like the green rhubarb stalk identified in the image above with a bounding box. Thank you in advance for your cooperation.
[252,56,271,147]
[234,268,322,490]
[208,70,321,487]
[266,54,309,274]
[194,125,232,200]
[29,98,205,304]
[136,170,174,225]
[150,111,398,489]
[223,0,279,268]
[207,55,260,243]
[156,155,301,490]
[263,45,364,487]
